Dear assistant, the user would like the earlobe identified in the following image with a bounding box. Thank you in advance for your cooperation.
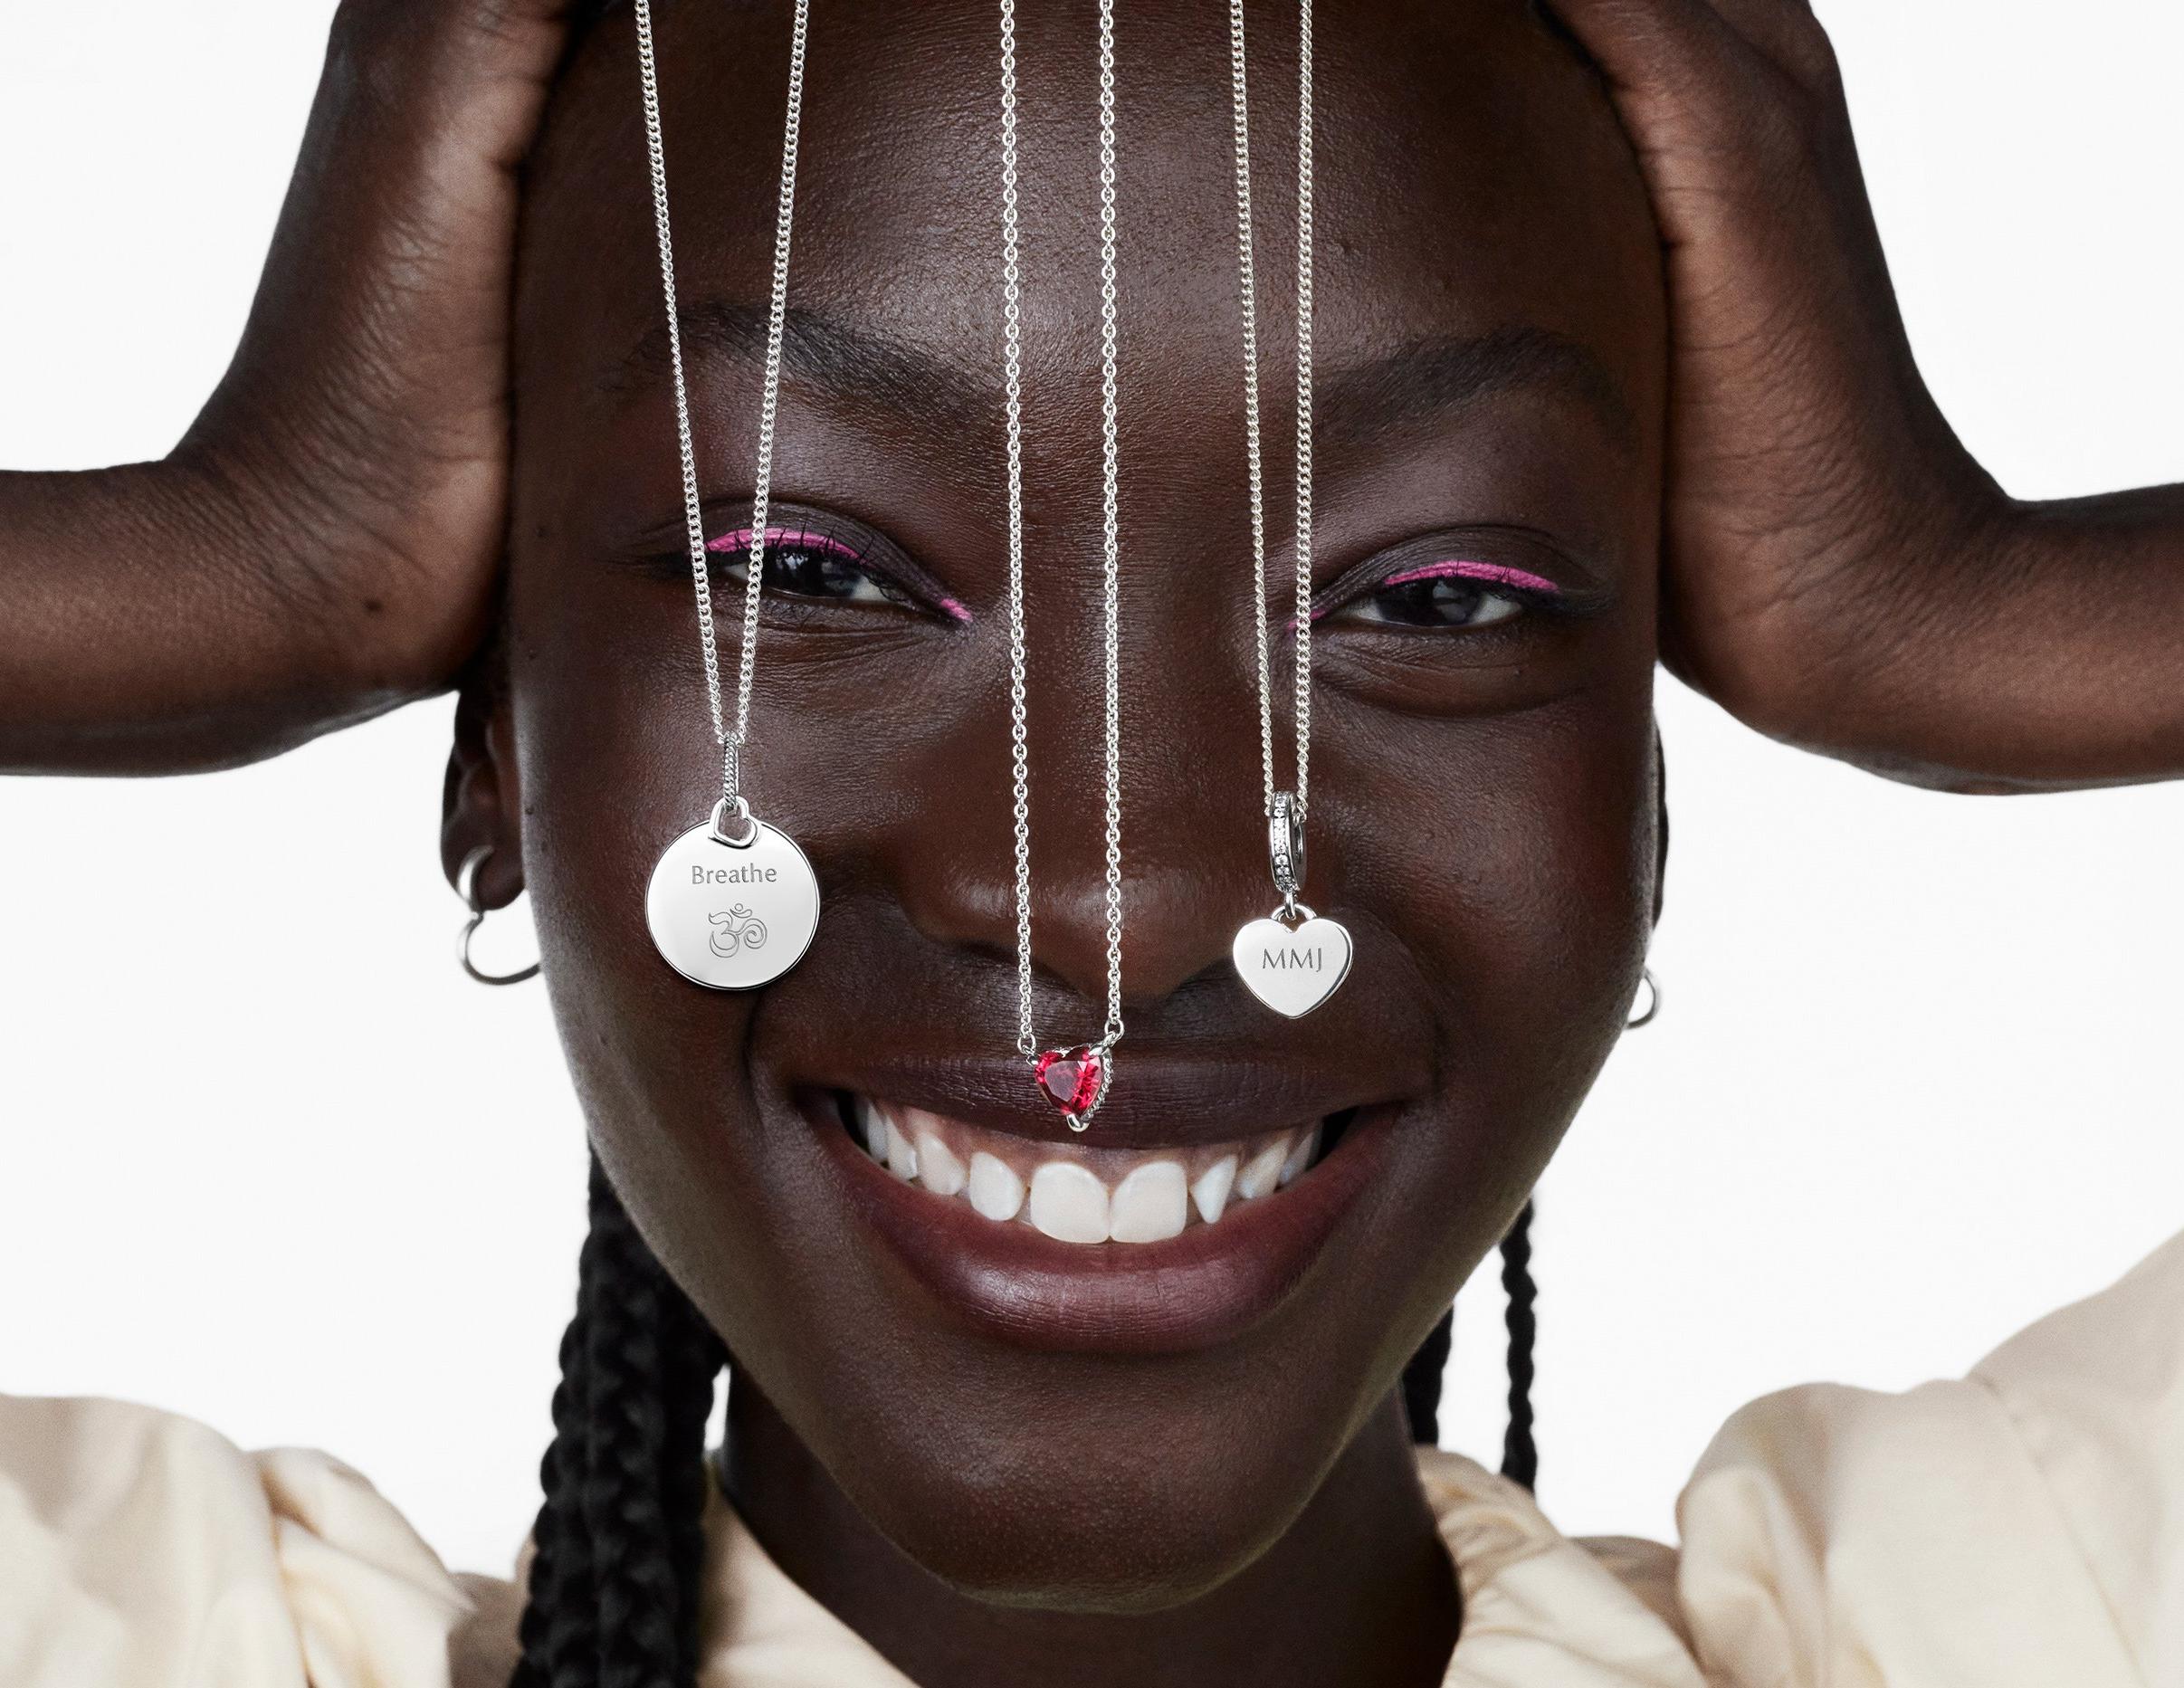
[441,670,525,911]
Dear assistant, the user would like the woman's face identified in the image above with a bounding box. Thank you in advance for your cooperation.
[470,0,1662,1612]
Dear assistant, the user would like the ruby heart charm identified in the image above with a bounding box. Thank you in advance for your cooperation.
[1034,1044,1110,1129]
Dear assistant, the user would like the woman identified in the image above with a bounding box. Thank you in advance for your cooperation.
[3,3,2178,1686]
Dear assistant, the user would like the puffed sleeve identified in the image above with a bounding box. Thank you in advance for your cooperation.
[1674,1230,2184,1687]
[0,1395,472,1688]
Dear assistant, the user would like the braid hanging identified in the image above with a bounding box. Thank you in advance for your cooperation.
[1396,1201,1542,1494]
[1398,1307,1456,1445]
[512,1158,725,1688]
[1499,1201,1540,1490]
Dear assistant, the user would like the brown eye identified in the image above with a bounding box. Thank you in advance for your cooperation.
[711,529,913,610]
[1336,574,1525,630]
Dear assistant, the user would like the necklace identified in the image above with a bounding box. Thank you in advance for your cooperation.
[633,0,824,993]
[1224,0,1352,1020]
[998,0,1129,1130]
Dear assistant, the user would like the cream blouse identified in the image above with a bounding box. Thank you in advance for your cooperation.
[5,1228,2181,1687]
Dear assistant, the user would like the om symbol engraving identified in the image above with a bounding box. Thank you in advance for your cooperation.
[708,904,770,958]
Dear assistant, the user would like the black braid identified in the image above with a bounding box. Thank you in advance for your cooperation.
[512,1159,724,1688]
[1499,1202,1539,1490]
[1398,1306,1455,1445]
[1396,1201,1541,1493]
[514,1215,606,1686]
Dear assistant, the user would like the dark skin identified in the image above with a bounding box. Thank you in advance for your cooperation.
[1553,0,2184,791]
[5,0,2172,1684]
[445,4,1659,1683]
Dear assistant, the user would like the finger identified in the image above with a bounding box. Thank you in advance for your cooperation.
[1550,0,1837,105]
[1696,0,1841,92]
[1547,0,1760,105]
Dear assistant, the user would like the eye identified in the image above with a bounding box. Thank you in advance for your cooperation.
[709,526,915,611]
[1331,565,1531,631]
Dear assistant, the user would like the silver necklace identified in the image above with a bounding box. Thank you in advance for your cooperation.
[999,0,1129,1129]
[634,0,823,992]
[1225,0,1352,1019]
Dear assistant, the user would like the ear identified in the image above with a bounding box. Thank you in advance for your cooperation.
[441,660,525,911]
[1652,727,1668,929]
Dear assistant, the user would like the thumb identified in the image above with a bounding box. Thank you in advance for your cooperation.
[323,0,584,170]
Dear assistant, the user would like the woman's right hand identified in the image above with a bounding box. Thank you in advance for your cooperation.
[1,0,575,773]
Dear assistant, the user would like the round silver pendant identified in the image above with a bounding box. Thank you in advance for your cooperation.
[645,801,820,991]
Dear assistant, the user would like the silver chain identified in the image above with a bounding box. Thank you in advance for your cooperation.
[1227,0,1315,825]
[634,0,810,807]
[1000,0,1129,1056]
[999,0,1035,1056]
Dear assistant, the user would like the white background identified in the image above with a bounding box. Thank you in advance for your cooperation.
[5,2,2181,1576]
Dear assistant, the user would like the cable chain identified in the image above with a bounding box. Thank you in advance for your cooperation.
[632,0,810,808]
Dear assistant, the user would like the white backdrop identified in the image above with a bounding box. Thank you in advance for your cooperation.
[4,2,2180,1576]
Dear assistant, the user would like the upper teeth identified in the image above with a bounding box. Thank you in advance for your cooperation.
[851,1095,1321,1246]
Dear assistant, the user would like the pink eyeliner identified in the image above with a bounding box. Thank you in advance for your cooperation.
[1299,558,1563,625]
[707,525,861,560]
[1383,560,1561,595]
[704,526,973,624]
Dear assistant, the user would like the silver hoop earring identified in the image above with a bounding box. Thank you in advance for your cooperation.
[1626,967,1660,1030]
[456,846,540,987]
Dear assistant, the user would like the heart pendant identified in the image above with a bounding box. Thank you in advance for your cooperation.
[1034,1044,1109,1127]
[1232,912,1353,1019]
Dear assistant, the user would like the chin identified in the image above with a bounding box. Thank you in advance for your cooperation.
[846,1392,1346,1616]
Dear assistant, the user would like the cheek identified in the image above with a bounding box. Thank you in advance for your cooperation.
[1325,668,1657,1160]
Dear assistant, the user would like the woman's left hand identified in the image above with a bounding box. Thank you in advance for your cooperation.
[1555,0,2184,791]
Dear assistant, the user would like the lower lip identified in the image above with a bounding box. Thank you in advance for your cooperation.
[812,1100,1396,1355]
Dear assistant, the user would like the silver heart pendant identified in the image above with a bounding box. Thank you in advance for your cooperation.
[1232,909,1353,1019]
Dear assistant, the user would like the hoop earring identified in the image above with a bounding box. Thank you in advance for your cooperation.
[1626,967,1660,1030]
[457,846,540,987]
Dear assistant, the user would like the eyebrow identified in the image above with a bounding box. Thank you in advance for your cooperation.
[614,306,1635,457]
[611,300,990,439]
[1318,327,1638,456]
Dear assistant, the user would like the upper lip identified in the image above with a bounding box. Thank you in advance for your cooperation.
[792,1046,1424,1151]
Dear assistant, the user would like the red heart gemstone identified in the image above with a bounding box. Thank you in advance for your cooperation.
[1034,1044,1107,1118]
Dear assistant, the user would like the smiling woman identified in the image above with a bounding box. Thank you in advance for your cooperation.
[451,0,1658,1679]
[8,0,2184,1685]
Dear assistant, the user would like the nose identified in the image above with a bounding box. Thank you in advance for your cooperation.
[887,617,1271,1024]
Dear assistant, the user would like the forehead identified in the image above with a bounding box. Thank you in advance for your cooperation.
[520,0,1660,453]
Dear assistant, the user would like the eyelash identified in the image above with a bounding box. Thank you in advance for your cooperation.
[672,529,1562,634]
[1322,561,1563,632]
[702,527,968,623]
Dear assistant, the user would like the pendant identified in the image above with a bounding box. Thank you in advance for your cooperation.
[1235,792,1350,1017]
[1233,903,1352,1019]
[646,797,820,991]
[1034,1044,1111,1131]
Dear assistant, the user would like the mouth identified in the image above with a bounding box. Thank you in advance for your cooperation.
[802,1080,1395,1355]
[834,1091,1354,1245]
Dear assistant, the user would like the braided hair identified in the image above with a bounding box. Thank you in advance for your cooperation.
[511,1159,725,1688]
[1397,1202,1540,1491]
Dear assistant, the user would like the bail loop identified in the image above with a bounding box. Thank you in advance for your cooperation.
[1268,791,1305,898]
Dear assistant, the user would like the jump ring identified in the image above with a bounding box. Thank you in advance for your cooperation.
[710,796,758,848]
[456,845,541,987]
[1626,967,1660,1030]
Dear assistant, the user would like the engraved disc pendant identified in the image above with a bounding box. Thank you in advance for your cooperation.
[646,799,820,991]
